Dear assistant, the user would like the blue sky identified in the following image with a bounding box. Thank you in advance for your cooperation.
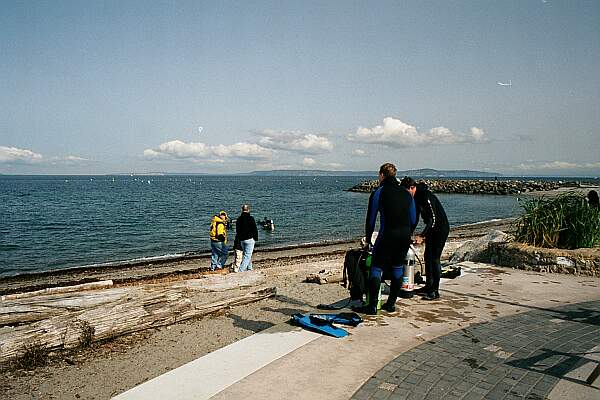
[1,0,599,175]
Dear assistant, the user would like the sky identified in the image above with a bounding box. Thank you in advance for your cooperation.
[1,0,599,176]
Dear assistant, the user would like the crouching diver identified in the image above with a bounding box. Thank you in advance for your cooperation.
[401,179,449,300]
[354,163,416,315]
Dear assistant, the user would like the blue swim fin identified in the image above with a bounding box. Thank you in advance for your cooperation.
[309,312,363,327]
[291,313,348,338]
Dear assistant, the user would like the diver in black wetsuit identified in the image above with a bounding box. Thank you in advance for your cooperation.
[402,178,449,300]
[355,163,416,314]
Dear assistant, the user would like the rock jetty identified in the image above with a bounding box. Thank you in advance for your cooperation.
[347,179,578,195]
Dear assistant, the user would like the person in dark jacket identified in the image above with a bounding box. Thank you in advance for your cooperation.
[402,179,449,300]
[354,163,416,314]
[234,204,259,272]
[587,190,599,209]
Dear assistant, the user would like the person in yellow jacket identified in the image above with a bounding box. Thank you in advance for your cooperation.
[210,210,229,271]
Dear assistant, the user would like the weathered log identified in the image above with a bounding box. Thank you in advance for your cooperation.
[0,280,114,301]
[0,286,276,364]
[0,272,266,326]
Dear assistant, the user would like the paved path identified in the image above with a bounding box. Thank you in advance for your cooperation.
[352,300,600,400]
[114,263,600,400]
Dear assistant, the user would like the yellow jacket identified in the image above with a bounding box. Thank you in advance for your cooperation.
[210,214,228,243]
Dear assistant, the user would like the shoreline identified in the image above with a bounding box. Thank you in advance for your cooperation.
[0,218,516,296]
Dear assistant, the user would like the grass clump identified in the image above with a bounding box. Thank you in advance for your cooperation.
[78,320,95,348]
[514,193,600,249]
[12,342,49,370]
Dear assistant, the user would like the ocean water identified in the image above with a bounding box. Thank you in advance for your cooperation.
[0,175,526,277]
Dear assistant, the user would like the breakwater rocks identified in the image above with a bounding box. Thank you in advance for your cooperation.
[347,179,578,195]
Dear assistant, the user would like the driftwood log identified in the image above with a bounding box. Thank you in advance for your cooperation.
[0,272,275,364]
[1,280,115,301]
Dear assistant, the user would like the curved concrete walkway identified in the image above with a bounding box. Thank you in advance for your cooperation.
[114,262,600,400]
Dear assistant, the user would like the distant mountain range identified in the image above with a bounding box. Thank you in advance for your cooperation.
[245,169,501,178]
[1,169,501,178]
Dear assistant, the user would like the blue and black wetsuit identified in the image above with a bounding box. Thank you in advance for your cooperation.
[366,176,416,268]
[360,176,416,313]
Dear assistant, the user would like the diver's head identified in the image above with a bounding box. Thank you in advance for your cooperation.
[378,163,397,182]
[400,176,417,197]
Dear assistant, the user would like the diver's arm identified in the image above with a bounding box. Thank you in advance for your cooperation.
[365,190,380,245]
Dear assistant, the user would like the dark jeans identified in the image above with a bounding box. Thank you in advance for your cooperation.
[424,229,449,292]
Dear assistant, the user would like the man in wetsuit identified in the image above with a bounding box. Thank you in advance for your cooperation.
[402,179,449,300]
[355,163,416,314]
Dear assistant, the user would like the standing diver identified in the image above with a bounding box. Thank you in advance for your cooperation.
[354,163,416,314]
[401,178,449,300]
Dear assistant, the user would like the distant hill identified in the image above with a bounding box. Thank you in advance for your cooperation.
[399,169,501,178]
[245,169,500,177]
[109,169,500,177]
[245,169,374,176]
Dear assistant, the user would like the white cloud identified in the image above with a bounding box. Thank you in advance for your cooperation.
[352,149,367,156]
[470,127,486,141]
[49,155,89,165]
[0,146,43,164]
[212,142,272,159]
[347,117,488,147]
[143,140,272,160]
[255,129,334,154]
[326,162,343,169]
[142,149,166,159]
[516,161,600,170]
[302,157,316,167]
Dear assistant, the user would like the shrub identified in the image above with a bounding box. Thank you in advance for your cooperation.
[514,193,600,249]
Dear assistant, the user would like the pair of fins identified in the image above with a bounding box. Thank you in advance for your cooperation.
[291,312,363,338]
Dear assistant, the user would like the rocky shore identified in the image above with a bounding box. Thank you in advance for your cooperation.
[347,178,581,195]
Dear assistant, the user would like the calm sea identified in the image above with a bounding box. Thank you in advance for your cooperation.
[0,174,550,277]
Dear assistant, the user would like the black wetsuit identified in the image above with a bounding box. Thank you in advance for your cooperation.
[415,184,449,295]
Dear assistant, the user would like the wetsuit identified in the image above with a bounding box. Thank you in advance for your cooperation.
[360,176,416,313]
[415,183,449,298]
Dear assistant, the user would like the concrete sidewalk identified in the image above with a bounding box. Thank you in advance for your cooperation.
[114,262,600,400]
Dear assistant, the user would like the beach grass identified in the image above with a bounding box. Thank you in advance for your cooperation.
[514,192,600,249]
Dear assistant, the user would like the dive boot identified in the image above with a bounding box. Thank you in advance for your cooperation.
[422,291,440,301]
[414,286,430,295]
[381,278,400,312]
[352,276,380,315]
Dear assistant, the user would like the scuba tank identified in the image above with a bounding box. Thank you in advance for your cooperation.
[400,246,416,298]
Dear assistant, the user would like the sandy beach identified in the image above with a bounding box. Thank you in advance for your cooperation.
[0,219,519,400]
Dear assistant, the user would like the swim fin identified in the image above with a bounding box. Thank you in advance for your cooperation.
[309,312,363,327]
[291,313,348,338]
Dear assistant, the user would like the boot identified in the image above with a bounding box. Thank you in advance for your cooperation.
[422,291,440,301]
[382,278,400,312]
[414,286,430,295]
[352,276,380,315]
